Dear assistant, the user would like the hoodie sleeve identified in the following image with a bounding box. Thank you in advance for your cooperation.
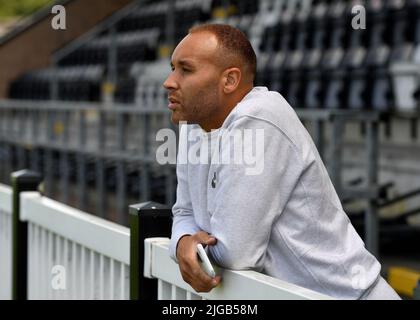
[169,125,201,262]
[207,116,305,271]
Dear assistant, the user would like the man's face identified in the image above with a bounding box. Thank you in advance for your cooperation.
[163,32,224,130]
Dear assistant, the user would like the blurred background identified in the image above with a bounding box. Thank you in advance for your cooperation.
[0,0,420,299]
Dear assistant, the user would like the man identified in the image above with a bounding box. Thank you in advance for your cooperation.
[163,23,400,299]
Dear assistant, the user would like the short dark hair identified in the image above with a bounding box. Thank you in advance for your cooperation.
[188,23,257,83]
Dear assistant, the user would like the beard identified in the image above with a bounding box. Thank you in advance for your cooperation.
[172,85,221,129]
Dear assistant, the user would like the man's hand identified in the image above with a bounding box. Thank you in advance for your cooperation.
[176,231,222,293]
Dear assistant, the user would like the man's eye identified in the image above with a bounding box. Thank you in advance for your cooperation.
[182,68,191,73]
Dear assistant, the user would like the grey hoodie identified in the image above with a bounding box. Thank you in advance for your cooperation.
[170,86,400,299]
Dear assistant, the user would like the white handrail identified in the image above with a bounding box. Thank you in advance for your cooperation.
[20,192,130,264]
[144,238,334,300]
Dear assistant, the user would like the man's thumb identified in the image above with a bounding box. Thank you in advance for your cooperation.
[205,237,217,246]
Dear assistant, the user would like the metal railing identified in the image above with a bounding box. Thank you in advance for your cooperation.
[0,183,12,300]
[144,238,334,300]
[0,99,176,226]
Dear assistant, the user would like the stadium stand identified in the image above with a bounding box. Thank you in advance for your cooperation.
[6,0,419,112]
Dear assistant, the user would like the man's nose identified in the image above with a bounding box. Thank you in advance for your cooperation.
[163,73,178,90]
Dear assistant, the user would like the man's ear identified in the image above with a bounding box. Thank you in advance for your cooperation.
[222,67,241,93]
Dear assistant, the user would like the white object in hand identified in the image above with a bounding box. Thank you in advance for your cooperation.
[197,243,216,278]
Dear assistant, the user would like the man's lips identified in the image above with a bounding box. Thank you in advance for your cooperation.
[168,102,179,110]
[168,97,181,110]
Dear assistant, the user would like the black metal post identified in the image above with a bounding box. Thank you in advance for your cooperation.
[11,169,42,300]
[129,201,172,300]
